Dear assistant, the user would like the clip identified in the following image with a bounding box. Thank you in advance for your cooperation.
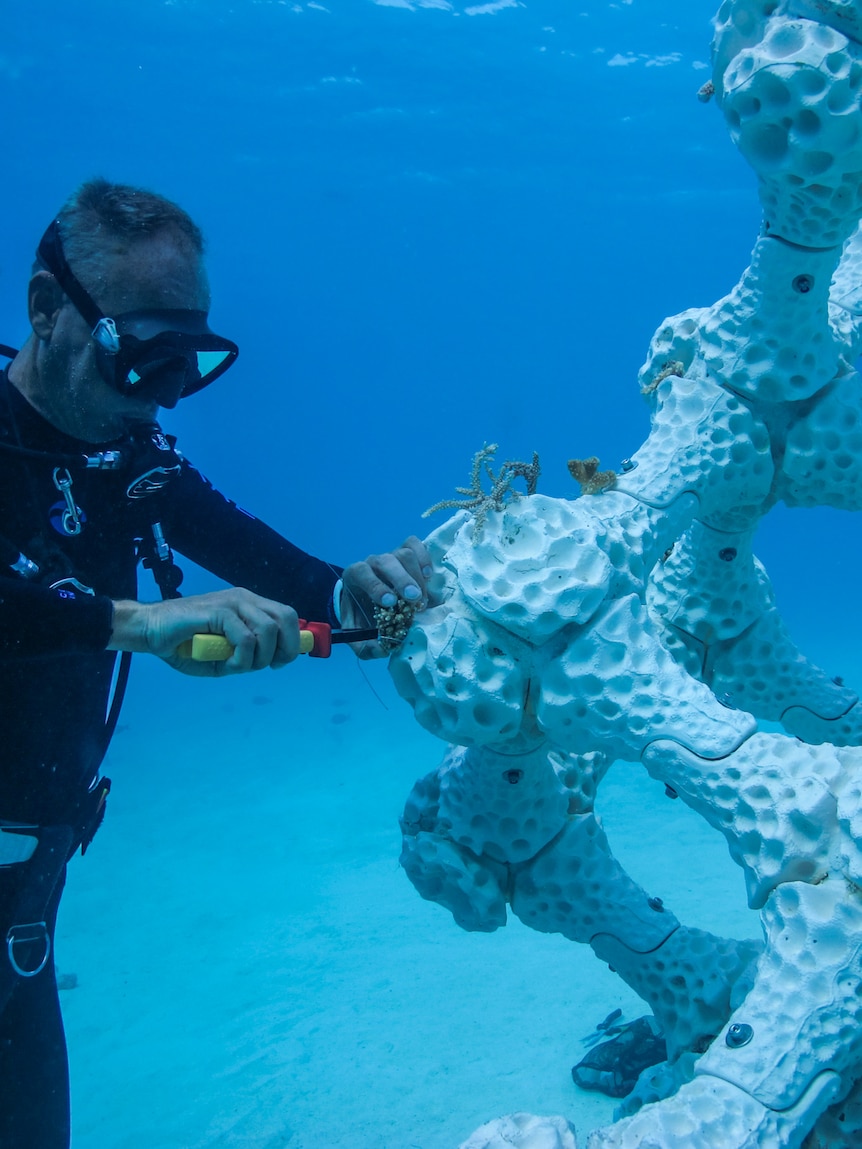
[91,317,121,354]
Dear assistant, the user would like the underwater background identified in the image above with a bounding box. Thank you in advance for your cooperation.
[3,1,857,1146]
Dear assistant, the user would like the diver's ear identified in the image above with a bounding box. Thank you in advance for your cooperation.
[28,271,66,341]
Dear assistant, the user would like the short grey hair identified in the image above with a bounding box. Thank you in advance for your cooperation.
[39,178,206,289]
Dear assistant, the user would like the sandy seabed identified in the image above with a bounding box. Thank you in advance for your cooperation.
[58,653,758,1149]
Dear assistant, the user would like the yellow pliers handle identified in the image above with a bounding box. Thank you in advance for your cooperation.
[176,632,315,661]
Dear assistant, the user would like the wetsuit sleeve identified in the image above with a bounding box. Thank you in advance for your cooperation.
[0,577,114,658]
[158,460,343,624]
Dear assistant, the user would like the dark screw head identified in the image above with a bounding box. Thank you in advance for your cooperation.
[503,769,524,785]
[620,458,637,473]
[718,547,737,562]
[726,1022,754,1048]
[792,274,814,294]
[647,896,664,912]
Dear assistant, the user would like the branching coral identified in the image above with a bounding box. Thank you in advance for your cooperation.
[641,359,686,395]
[567,456,617,496]
[423,443,541,540]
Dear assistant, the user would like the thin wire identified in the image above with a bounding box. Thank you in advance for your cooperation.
[354,659,391,712]
[326,559,374,627]
[325,559,391,711]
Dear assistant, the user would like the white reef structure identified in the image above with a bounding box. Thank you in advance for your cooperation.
[388,1,862,1146]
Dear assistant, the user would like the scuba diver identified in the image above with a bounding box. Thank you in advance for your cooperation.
[0,178,431,1149]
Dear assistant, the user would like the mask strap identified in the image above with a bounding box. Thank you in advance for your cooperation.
[36,221,109,334]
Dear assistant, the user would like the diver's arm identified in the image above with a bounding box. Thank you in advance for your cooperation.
[0,576,114,658]
[158,461,432,649]
[159,460,343,624]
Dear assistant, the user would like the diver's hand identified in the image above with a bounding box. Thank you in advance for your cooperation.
[107,588,302,677]
[340,535,432,659]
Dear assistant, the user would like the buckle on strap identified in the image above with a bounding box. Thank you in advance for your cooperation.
[6,922,51,977]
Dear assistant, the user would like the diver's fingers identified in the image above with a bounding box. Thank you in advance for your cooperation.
[368,550,425,605]
[260,602,302,669]
[342,552,425,612]
[215,597,300,672]
[398,535,433,581]
[210,610,259,673]
[113,589,302,675]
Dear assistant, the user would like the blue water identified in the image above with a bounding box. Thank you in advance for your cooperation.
[4,1,860,1145]
[6,0,846,640]
[4,0,756,556]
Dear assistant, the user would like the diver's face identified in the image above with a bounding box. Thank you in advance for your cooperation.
[33,231,210,442]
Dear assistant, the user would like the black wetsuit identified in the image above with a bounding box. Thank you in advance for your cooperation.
[0,369,341,1148]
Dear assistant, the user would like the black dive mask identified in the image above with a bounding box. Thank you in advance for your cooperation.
[36,220,238,409]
